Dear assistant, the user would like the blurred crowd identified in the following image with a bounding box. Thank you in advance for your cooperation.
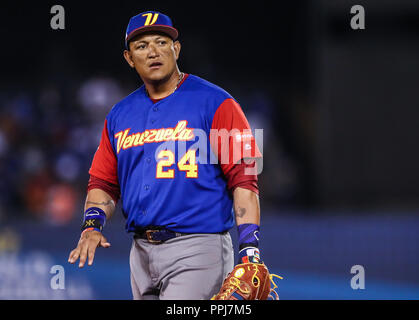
[0,77,128,225]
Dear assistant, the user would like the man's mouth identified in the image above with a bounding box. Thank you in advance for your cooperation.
[149,62,163,69]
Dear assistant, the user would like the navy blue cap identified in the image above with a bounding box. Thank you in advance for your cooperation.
[125,11,178,49]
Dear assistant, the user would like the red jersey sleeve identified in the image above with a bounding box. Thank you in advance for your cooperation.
[210,98,262,176]
[87,175,120,204]
[88,119,119,186]
[226,161,260,195]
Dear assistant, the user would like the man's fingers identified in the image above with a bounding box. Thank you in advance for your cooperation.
[68,249,75,263]
[78,244,89,268]
[100,235,111,248]
[69,233,109,267]
[87,246,97,266]
[68,249,80,264]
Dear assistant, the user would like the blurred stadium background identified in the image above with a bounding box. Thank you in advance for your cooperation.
[0,0,418,299]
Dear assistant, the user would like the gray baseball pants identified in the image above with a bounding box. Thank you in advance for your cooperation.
[129,232,234,300]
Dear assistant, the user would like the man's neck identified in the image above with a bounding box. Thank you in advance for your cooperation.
[144,69,182,100]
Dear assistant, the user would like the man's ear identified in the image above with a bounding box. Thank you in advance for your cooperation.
[123,49,135,68]
[173,40,181,61]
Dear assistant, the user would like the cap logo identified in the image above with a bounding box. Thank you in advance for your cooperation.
[142,13,159,26]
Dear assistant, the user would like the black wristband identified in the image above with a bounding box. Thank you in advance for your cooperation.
[81,219,103,232]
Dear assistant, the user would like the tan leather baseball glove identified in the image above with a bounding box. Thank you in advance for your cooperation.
[211,262,282,300]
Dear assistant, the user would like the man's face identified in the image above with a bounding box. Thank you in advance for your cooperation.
[124,32,181,82]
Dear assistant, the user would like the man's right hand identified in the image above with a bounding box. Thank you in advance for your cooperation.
[68,229,111,268]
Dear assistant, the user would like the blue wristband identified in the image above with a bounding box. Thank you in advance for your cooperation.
[237,223,261,263]
[237,223,260,263]
[237,223,260,249]
[81,207,107,232]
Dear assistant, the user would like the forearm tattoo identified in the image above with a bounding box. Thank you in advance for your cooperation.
[235,206,247,218]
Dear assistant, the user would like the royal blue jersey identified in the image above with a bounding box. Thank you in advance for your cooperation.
[89,74,260,233]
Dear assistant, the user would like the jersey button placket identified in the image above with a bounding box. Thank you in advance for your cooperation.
[140,103,157,217]
[150,103,158,129]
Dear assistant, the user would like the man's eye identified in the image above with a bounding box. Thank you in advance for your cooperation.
[159,41,166,45]
[137,44,146,49]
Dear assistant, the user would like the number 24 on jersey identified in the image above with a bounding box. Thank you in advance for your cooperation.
[156,150,198,179]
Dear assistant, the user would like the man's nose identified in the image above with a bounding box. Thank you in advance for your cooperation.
[147,44,159,58]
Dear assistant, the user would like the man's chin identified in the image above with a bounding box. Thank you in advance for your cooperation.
[147,71,171,84]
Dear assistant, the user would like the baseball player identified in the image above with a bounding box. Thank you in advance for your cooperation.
[68,11,263,300]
